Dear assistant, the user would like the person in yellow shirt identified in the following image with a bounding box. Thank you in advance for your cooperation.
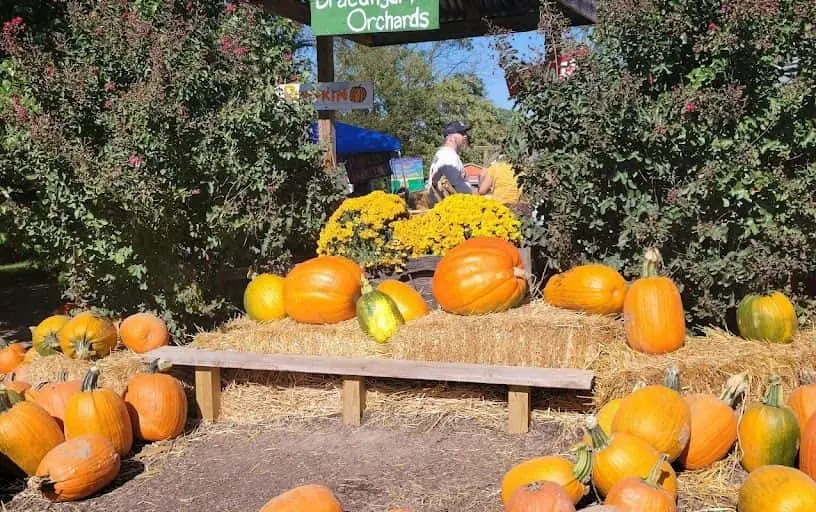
[478,156,521,205]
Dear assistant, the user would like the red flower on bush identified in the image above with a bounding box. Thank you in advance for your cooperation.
[127,154,142,168]
[226,3,236,13]
[105,81,116,92]
[708,23,718,32]
[46,64,55,77]
[683,102,696,114]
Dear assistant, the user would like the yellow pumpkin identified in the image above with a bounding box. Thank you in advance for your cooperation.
[501,447,591,504]
[244,273,287,322]
[376,280,430,322]
[59,312,118,359]
[31,315,70,355]
[543,263,628,315]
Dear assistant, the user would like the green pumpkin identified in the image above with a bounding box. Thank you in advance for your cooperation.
[738,376,800,472]
[356,276,404,343]
[737,292,798,344]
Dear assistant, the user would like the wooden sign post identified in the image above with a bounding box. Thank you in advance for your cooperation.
[316,36,336,171]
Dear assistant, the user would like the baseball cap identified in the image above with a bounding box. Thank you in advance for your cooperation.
[443,120,471,137]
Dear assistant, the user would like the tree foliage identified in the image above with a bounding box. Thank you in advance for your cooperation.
[501,0,816,329]
[0,0,344,337]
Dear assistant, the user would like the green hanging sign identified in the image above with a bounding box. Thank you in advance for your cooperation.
[310,0,440,36]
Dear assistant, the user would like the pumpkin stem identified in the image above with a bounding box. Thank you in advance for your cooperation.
[720,372,749,409]
[572,443,593,484]
[663,365,681,391]
[73,339,97,360]
[641,247,663,278]
[81,366,101,392]
[0,387,23,412]
[360,275,374,295]
[147,358,173,374]
[512,267,531,281]
[644,454,669,488]
[762,376,784,407]
[42,332,60,353]
[587,423,610,450]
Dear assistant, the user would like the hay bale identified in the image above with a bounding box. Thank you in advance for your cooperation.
[17,350,146,395]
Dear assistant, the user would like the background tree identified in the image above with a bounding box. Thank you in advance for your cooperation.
[334,39,510,168]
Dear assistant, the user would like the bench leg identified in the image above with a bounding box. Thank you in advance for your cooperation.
[342,376,366,426]
[508,385,531,434]
[195,366,221,422]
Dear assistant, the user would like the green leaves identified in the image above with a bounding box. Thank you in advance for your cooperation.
[0,1,343,339]
[508,0,816,329]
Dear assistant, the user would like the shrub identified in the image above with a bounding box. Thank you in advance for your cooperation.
[0,1,344,337]
[499,0,816,329]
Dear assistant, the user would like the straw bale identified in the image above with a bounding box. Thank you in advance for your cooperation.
[16,350,146,395]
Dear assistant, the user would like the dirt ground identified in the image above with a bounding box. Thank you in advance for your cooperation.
[3,417,587,512]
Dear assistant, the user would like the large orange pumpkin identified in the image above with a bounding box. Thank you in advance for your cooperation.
[59,312,118,359]
[799,413,816,479]
[119,312,169,353]
[123,359,187,441]
[501,447,591,504]
[678,372,748,470]
[587,423,677,498]
[259,483,343,512]
[604,454,676,512]
[739,376,800,472]
[432,237,528,315]
[787,371,816,433]
[505,481,576,512]
[622,248,685,354]
[543,263,628,315]
[611,367,691,462]
[32,435,121,502]
[24,371,82,429]
[738,465,816,512]
[64,367,133,457]
[283,256,363,324]
[31,315,70,355]
[0,388,64,476]
[376,280,429,322]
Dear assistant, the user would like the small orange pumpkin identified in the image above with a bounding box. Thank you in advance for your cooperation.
[678,372,748,470]
[587,422,677,498]
[59,312,118,359]
[64,367,133,457]
[123,359,187,441]
[738,465,816,512]
[787,370,816,434]
[0,387,65,476]
[25,371,83,429]
[119,312,170,353]
[799,413,816,479]
[259,483,343,512]
[376,280,430,322]
[739,376,800,472]
[32,435,120,502]
[283,256,363,324]
[0,340,27,373]
[501,446,591,504]
[610,366,691,462]
[505,481,576,512]
[604,454,677,511]
[432,237,528,315]
[543,263,628,315]
[622,248,685,354]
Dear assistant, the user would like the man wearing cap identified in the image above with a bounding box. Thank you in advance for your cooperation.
[426,120,475,206]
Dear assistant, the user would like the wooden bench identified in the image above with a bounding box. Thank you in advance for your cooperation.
[141,346,594,434]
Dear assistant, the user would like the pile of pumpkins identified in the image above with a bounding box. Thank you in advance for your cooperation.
[498,367,816,511]
[243,237,529,343]
[543,247,800,353]
[0,309,185,502]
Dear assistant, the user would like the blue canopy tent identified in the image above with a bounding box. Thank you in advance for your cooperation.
[309,122,402,195]
[308,122,400,160]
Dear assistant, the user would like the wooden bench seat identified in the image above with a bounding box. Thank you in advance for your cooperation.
[141,346,594,434]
